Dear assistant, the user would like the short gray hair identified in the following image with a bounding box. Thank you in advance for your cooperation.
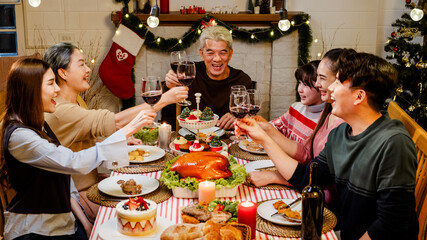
[44,42,79,83]
[199,25,233,50]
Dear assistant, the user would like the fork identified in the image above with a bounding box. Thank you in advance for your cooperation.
[271,197,302,217]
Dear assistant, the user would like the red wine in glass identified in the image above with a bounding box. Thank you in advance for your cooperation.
[249,105,261,116]
[170,62,179,73]
[230,106,250,119]
[178,76,195,87]
[142,90,162,105]
[142,76,162,107]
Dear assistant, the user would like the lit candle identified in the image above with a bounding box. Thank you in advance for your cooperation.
[158,123,171,149]
[198,181,215,203]
[238,201,257,239]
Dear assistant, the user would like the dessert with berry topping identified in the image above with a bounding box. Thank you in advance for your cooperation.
[209,136,223,152]
[189,140,204,152]
[179,107,214,122]
[116,197,157,236]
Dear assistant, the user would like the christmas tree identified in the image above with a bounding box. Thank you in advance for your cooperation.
[384,1,427,129]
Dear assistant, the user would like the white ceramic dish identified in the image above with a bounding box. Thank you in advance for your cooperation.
[98,216,173,240]
[128,145,165,163]
[178,126,225,138]
[177,114,219,129]
[245,160,275,173]
[169,141,228,156]
[238,139,267,154]
[98,175,159,197]
[172,185,239,198]
[257,199,302,226]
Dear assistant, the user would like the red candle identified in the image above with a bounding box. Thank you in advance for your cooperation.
[160,0,169,13]
[238,201,257,239]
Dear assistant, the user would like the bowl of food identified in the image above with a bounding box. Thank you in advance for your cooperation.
[133,123,159,145]
[159,152,247,198]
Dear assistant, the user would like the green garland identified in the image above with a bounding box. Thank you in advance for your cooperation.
[119,12,312,109]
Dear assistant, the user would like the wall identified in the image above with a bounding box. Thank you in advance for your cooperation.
[17,0,408,119]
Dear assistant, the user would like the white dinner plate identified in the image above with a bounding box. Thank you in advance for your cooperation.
[169,141,228,156]
[98,175,159,197]
[257,199,302,226]
[128,145,165,163]
[178,127,225,137]
[98,216,173,240]
[238,139,267,154]
[245,160,275,173]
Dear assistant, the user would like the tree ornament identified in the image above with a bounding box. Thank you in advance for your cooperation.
[391,31,396,37]
[396,86,404,95]
[409,105,416,111]
[405,0,411,3]
[393,46,399,52]
[406,62,412,67]
[416,60,426,69]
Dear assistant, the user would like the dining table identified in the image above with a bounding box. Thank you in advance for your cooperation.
[89,141,338,240]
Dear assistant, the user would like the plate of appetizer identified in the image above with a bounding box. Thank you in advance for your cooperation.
[239,139,267,154]
[257,198,302,226]
[128,145,165,163]
[98,174,159,197]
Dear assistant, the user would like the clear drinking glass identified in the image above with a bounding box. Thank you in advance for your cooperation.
[170,51,187,73]
[141,76,162,107]
[247,89,261,117]
[229,90,250,141]
[176,61,196,106]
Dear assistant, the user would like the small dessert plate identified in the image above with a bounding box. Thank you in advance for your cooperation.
[128,145,165,163]
[98,175,159,198]
[98,216,173,240]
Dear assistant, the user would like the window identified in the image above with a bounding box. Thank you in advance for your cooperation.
[0,1,19,56]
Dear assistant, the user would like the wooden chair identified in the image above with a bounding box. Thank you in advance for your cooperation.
[387,101,427,240]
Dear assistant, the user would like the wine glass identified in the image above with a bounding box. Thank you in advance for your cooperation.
[176,61,196,106]
[170,51,187,73]
[230,85,246,93]
[247,89,261,117]
[141,76,162,107]
[229,90,250,141]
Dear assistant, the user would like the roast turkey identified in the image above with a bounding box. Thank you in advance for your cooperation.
[170,152,232,180]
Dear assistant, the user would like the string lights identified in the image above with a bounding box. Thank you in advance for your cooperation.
[278,0,291,31]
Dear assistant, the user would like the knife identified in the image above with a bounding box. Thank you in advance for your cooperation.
[271,197,302,217]
[100,198,124,202]
[122,165,164,168]
[253,164,276,170]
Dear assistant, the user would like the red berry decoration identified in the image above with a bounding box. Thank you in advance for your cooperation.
[394,46,399,52]
[391,32,396,38]
[405,0,411,3]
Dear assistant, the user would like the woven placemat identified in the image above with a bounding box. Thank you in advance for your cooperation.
[113,152,175,174]
[86,182,172,207]
[228,143,270,161]
[243,179,291,191]
[256,200,337,238]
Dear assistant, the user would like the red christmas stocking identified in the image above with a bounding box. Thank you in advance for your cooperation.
[99,24,144,99]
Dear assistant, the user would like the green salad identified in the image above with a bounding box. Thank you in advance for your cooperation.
[208,199,239,223]
[133,126,159,145]
[160,155,248,192]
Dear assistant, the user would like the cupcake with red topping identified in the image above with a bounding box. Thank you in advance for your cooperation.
[116,197,157,236]
[209,136,223,152]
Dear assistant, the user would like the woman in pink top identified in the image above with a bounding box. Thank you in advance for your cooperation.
[249,49,355,187]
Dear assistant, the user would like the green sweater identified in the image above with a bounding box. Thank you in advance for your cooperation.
[289,113,419,240]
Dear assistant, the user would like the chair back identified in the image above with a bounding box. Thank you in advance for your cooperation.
[388,101,427,240]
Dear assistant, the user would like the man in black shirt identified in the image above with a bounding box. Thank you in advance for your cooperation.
[163,25,252,130]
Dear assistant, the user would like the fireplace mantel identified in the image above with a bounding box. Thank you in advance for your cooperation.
[111,11,303,27]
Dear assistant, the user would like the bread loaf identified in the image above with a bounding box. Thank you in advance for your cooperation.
[160,220,243,240]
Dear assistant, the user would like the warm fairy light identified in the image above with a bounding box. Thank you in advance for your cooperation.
[306,20,310,24]
[28,0,41,7]
[270,30,274,36]
[157,38,161,43]
[139,24,143,28]
[291,21,295,25]
[251,34,255,39]
[115,30,119,35]
[314,39,318,43]
[198,29,202,34]
[178,39,182,44]
[229,30,233,34]
[125,14,129,18]
[91,59,95,64]
[79,49,83,53]
[317,53,321,57]
[212,20,216,25]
